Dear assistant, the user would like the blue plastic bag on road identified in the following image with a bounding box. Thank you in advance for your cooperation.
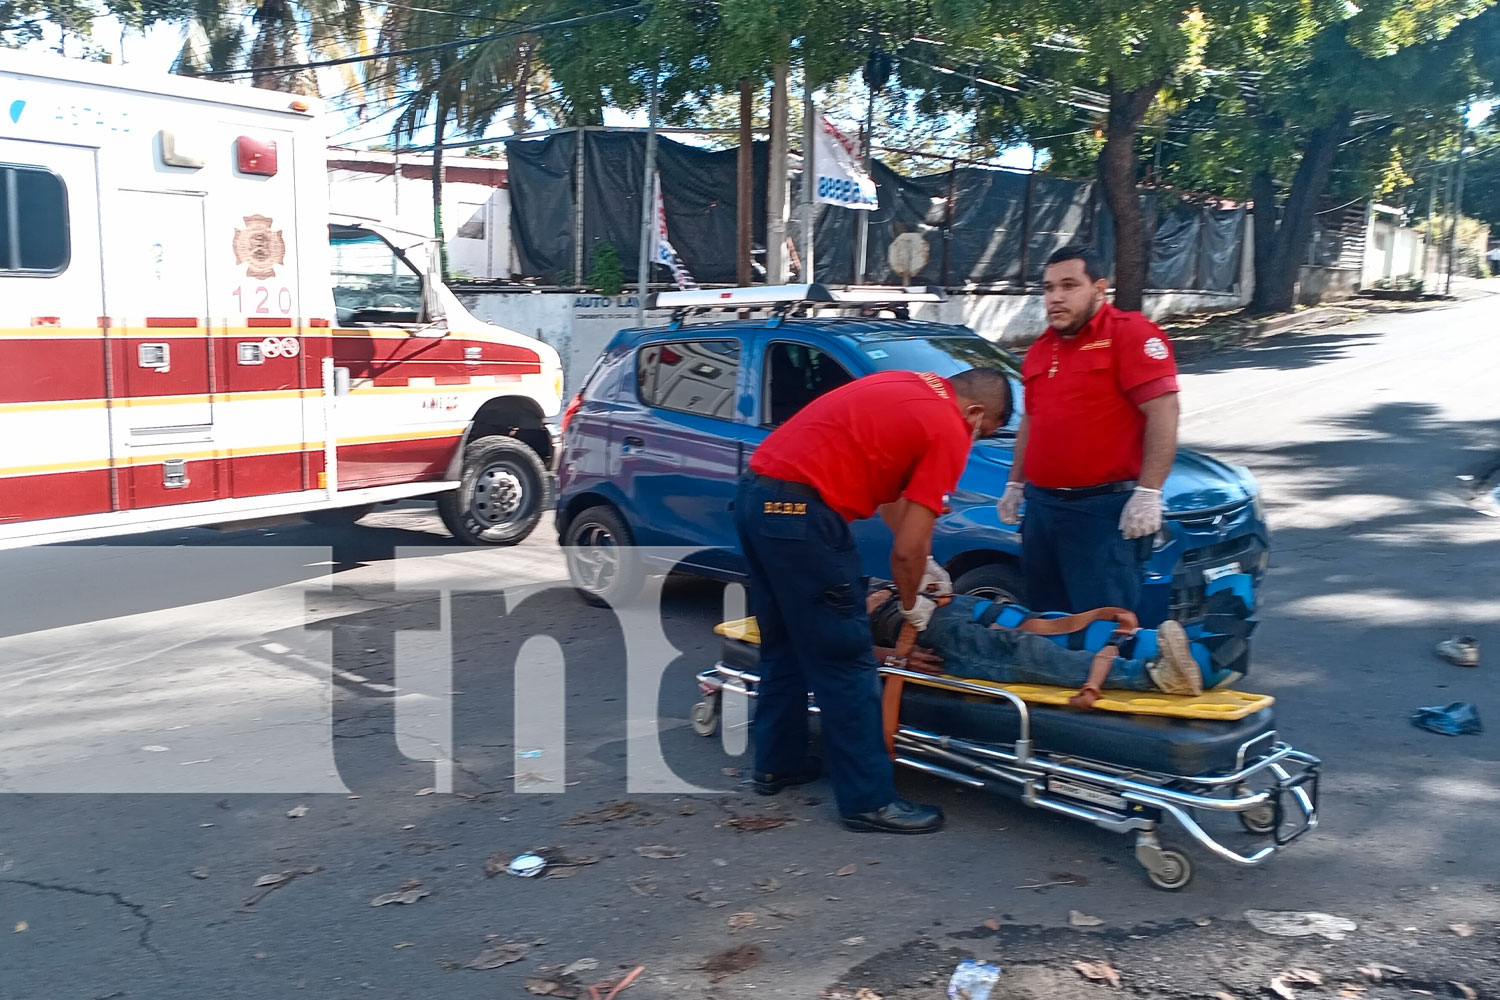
[1410,702,1483,736]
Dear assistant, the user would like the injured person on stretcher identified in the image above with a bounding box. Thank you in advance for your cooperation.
[865,581,1208,708]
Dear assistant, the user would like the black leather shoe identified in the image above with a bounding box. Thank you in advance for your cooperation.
[841,799,945,834]
[751,756,823,796]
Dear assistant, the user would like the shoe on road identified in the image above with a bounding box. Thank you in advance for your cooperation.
[1146,619,1204,696]
[841,799,944,834]
[752,756,823,795]
[1436,635,1480,667]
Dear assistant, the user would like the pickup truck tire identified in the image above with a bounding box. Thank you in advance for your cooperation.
[438,435,550,546]
[952,561,1025,604]
[563,504,643,607]
[302,504,374,526]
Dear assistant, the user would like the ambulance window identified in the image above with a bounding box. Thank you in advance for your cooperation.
[329,226,423,325]
[0,165,70,275]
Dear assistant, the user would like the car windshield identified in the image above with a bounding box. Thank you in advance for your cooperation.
[855,335,1020,378]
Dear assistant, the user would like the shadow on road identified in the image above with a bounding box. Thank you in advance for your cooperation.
[1180,331,1385,375]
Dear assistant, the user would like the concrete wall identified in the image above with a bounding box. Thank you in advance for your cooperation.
[1297,266,1362,305]
[1363,219,1427,288]
[326,167,512,280]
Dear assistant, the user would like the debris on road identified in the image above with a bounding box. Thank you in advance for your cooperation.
[1451,983,1478,999]
[1449,923,1475,937]
[841,936,865,947]
[190,868,210,880]
[525,978,582,997]
[507,854,548,877]
[563,801,648,826]
[285,805,308,819]
[1410,702,1483,736]
[946,958,1002,999]
[1070,910,1104,927]
[467,941,529,969]
[1245,909,1357,941]
[724,816,789,832]
[983,919,1001,931]
[754,876,781,893]
[13,921,28,933]
[415,787,436,796]
[697,943,762,983]
[370,887,430,907]
[1434,635,1480,667]
[728,912,758,932]
[241,867,319,909]
[1356,965,1404,983]
[634,845,685,860]
[832,864,857,877]
[1073,961,1120,987]
[560,959,599,977]
[722,767,741,777]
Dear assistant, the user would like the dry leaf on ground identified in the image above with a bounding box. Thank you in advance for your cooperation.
[833,864,857,877]
[854,991,883,1000]
[699,943,763,982]
[562,801,646,826]
[634,844,685,860]
[254,873,288,888]
[728,912,758,932]
[841,936,865,947]
[559,958,598,977]
[190,869,210,880]
[754,877,781,893]
[1450,983,1478,1000]
[984,919,1001,931]
[524,979,582,998]
[1269,979,1297,1000]
[370,888,430,907]
[415,787,436,796]
[1070,910,1104,927]
[285,805,308,819]
[1449,923,1475,938]
[468,942,529,969]
[1245,910,1357,941]
[726,816,788,832]
[722,767,741,777]
[1074,961,1121,987]
[1282,970,1324,986]
[1357,965,1405,983]
[1214,993,1237,1000]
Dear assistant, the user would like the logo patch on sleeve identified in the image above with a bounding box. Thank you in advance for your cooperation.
[1144,337,1169,361]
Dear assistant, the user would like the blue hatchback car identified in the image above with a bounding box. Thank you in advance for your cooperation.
[555,294,1269,637]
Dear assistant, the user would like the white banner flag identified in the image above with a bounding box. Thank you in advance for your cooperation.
[649,171,696,289]
[812,114,877,211]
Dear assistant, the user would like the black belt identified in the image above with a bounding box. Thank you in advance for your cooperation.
[1034,480,1137,501]
[753,474,821,499]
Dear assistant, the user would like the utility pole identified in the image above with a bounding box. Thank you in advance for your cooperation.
[1423,158,1437,282]
[856,49,891,284]
[737,79,753,286]
[766,62,790,285]
[636,68,660,326]
[802,81,816,283]
[1440,152,1456,287]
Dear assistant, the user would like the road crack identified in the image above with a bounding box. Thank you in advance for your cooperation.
[0,878,164,961]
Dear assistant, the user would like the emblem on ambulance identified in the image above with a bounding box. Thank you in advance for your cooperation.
[1143,336,1169,361]
[232,214,287,279]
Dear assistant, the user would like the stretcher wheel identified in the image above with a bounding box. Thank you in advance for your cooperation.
[1235,784,1278,835]
[691,699,720,737]
[1143,847,1193,891]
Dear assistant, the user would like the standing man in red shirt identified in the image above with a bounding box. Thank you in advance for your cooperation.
[997,245,1182,621]
[737,367,1011,834]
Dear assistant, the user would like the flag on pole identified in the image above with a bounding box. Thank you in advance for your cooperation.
[812,113,877,210]
[649,171,697,289]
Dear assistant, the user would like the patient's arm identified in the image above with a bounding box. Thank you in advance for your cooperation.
[872,642,945,674]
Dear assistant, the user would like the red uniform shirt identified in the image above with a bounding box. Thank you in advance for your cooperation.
[1020,302,1179,489]
[750,371,972,521]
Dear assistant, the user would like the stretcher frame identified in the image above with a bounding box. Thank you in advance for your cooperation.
[693,660,1320,891]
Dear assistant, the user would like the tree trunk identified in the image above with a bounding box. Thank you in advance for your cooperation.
[1098,75,1163,312]
[511,42,532,135]
[432,96,448,282]
[1249,168,1278,311]
[1249,108,1352,314]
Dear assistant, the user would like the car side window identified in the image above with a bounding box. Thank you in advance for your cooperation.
[763,341,854,426]
[636,338,740,420]
[0,163,70,274]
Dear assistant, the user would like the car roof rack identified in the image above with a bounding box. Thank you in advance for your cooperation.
[646,283,947,327]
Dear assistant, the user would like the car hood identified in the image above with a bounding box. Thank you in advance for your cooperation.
[963,440,1253,514]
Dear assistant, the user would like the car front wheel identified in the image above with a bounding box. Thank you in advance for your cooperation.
[952,561,1025,604]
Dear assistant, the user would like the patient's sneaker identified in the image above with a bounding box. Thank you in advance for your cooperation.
[1146,620,1203,696]
[1436,635,1480,667]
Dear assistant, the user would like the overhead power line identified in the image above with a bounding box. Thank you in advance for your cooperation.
[198,4,650,78]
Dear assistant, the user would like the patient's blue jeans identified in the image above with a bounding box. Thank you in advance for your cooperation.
[919,595,1154,691]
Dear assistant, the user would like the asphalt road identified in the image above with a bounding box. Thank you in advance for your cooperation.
[2,291,1498,1000]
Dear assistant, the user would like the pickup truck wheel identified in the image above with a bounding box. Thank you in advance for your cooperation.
[952,562,1025,603]
[302,504,374,527]
[563,505,643,607]
[438,435,550,546]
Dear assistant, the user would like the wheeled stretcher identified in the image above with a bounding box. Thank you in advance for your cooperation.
[693,617,1320,890]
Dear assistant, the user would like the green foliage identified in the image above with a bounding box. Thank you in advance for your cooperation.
[587,241,625,295]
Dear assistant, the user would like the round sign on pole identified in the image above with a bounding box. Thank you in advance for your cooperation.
[888,233,930,283]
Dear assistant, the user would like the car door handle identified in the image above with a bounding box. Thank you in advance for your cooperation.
[623,435,645,450]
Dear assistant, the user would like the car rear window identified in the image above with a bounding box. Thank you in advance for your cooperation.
[856,336,1019,378]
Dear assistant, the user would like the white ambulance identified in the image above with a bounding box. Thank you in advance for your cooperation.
[0,51,563,550]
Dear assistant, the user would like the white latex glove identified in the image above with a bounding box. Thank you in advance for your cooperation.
[1119,486,1164,540]
[920,556,953,597]
[900,594,937,631]
[996,482,1024,525]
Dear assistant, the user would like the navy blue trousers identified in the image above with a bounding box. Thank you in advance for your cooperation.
[1021,486,1148,615]
[734,476,895,817]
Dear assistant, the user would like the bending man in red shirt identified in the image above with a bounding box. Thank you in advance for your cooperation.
[997,245,1183,630]
[737,368,1011,834]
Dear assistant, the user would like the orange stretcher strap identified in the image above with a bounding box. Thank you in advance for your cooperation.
[881,672,905,757]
